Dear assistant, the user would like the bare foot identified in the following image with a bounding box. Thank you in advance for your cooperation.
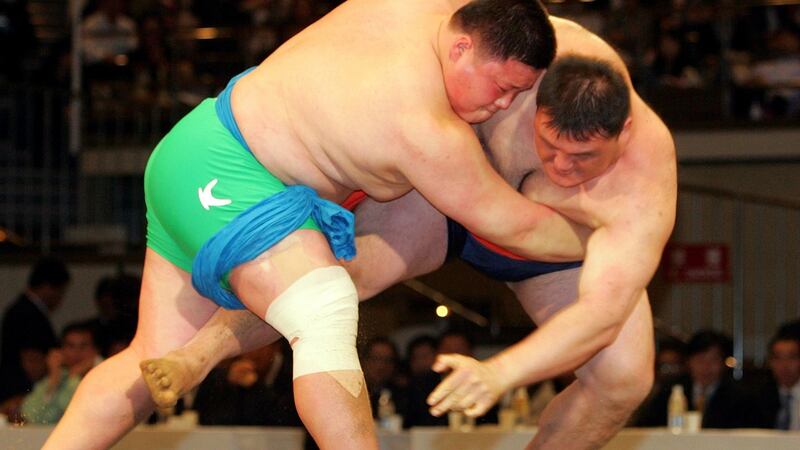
[140,351,204,409]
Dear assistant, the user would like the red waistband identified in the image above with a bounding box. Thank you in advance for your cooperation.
[341,190,368,211]
[471,234,526,261]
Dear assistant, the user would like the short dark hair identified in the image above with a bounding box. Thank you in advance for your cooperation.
[686,330,732,358]
[363,336,398,360]
[536,55,630,141]
[438,329,475,351]
[61,320,97,346]
[769,322,800,354]
[407,334,437,357]
[28,256,70,288]
[451,0,556,69]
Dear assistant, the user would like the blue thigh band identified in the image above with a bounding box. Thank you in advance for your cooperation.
[192,185,356,309]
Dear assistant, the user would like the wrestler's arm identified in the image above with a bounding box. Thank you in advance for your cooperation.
[427,213,669,416]
[398,117,589,263]
[427,121,677,416]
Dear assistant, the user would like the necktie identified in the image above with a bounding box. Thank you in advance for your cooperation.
[776,392,792,430]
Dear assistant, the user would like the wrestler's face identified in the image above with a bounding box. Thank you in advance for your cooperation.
[444,39,539,124]
[533,110,627,188]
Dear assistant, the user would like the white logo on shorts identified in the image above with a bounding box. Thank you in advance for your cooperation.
[198,179,232,210]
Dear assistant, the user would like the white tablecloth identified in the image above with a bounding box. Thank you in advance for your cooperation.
[0,425,305,450]
[392,426,800,450]
[3,424,798,450]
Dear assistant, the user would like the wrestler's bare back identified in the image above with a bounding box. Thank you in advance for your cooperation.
[231,0,464,202]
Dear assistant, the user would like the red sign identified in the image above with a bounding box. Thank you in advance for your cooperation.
[662,243,730,283]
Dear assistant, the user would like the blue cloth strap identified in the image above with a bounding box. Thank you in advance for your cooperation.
[215,67,257,152]
[192,185,356,309]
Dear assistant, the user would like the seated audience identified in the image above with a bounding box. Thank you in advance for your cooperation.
[405,334,438,379]
[756,328,800,430]
[85,274,140,357]
[362,336,406,419]
[0,257,69,415]
[20,322,100,424]
[193,340,299,426]
[404,329,497,427]
[634,329,759,428]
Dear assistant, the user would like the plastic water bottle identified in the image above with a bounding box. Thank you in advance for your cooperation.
[668,384,687,434]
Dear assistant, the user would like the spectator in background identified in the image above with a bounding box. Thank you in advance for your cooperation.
[21,322,100,424]
[81,0,139,94]
[0,0,36,81]
[603,0,654,86]
[362,337,405,419]
[193,340,299,426]
[404,329,497,427]
[85,274,140,358]
[756,329,800,430]
[634,330,758,428]
[654,336,687,389]
[0,257,69,413]
[405,334,437,379]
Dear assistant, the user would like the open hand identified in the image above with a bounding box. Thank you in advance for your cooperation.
[426,354,509,418]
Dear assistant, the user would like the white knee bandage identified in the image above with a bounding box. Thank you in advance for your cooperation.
[264,266,361,379]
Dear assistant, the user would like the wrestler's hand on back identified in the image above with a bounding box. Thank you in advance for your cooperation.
[426,354,510,418]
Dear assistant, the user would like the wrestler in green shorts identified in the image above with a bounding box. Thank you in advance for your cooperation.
[144,98,320,274]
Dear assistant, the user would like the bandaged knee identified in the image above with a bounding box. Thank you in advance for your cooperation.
[264,266,361,381]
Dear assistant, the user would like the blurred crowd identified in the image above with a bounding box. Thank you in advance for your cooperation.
[1,0,798,124]
[0,257,139,423]
[1,256,799,434]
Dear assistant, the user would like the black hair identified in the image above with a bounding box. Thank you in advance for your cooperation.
[406,334,437,357]
[438,329,475,351]
[28,256,70,288]
[686,330,732,358]
[536,55,630,141]
[61,320,97,346]
[451,0,556,69]
[769,321,800,353]
[363,336,398,360]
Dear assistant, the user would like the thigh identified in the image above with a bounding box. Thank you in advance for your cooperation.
[574,293,654,389]
[229,228,340,318]
[130,248,221,357]
[511,270,654,386]
[347,190,448,299]
[509,267,581,325]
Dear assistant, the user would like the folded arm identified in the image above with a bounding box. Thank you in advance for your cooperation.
[399,117,588,263]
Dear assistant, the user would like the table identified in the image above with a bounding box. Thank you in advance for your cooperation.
[2,424,798,450]
[0,425,305,450]
[396,426,800,450]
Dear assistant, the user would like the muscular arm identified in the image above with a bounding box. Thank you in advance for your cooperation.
[483,120,677,392]
[399,117,589,262]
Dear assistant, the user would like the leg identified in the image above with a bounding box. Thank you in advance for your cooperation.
[510,270,655,450]
[140,309,279,408]
[140,191,450,408]
[229,228,378,449]
[43,249,221,450]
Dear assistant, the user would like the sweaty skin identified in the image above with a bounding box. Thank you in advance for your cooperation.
[44,2,584,450]
[142,15,676,450]
[425,18,676,450]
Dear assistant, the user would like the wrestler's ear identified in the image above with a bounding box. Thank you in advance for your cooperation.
[449,35,473,62]
[619,116,633,142]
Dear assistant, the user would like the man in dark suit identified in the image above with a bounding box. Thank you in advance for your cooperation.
[634,330,759,429]
[756,327,800,430]
[0,257,70,409]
